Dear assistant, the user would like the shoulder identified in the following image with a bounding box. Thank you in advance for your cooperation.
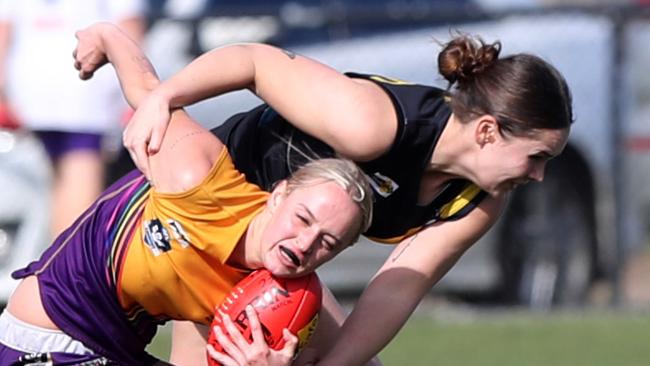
[149,110,225,193]
[349,73,448,119]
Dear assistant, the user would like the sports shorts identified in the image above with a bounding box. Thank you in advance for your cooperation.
[0,310,108,365]
[33,130,102,161]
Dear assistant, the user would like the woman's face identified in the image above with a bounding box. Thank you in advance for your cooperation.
[259,180,362,278]
[475,126,570,196]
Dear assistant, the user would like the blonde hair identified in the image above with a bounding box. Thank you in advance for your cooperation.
[285,158,373,244]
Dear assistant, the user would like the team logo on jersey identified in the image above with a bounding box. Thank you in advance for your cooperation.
[143,218,171,256]
[367,172,399,197]
[167,219,191,248]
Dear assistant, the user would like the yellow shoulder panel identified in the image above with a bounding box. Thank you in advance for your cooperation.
[438,184,482,219]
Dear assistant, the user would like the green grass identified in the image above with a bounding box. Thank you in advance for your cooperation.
[378,310,650,366]
[147,309,650,365]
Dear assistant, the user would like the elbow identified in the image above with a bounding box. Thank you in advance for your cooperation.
[174,157,212,192]
[152,155,212,194]
[330,128,392,162]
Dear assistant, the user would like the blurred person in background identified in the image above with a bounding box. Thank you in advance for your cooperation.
[0,0,147,238]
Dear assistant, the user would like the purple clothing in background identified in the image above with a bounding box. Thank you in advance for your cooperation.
[33,130,102,161]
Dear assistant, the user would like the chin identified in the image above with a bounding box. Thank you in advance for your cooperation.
[271,269,305,279]
[488,187,510,197]
[262,260,293,278]
[263,262,283,276]
[271,264,310,278]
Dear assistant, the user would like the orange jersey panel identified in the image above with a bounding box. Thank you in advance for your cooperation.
[118,150,268,324]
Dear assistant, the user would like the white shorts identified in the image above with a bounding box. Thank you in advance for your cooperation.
[0,310,94,355]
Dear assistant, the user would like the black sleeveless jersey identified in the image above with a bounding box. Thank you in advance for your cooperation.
[212,73,487,243]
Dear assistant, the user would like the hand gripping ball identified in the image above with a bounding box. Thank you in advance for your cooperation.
[207,269,322,365]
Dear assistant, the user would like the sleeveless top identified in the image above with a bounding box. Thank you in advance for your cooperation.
[213,73,487,243]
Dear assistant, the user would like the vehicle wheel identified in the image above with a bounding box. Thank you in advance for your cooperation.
[499,158,595,309]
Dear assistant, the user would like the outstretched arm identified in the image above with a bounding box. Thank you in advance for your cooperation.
[314,195,506,365]
[73,22,159,108]
[123,43,398,179]
[74,22,222,192]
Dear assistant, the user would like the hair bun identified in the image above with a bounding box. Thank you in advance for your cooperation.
[438,35,501,85]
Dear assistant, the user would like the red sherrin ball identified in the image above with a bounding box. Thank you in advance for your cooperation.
[207,269,322,365]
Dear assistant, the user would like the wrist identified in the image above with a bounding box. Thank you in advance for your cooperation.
[145,87,174,112]
[97,22,119,56]
[151,84,179,108]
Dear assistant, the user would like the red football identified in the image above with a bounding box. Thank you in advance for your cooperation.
[207,269,322,365]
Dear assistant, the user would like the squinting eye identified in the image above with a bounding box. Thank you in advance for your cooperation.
[321,239,335,251]
[297,215,309,224]
[530,155,545,162]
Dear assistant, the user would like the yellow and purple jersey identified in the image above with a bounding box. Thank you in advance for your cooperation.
[113,148,268,325]
[12,149,268,364]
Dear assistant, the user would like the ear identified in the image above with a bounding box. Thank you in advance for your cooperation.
[268,180,288,212]
[474,115,499,147]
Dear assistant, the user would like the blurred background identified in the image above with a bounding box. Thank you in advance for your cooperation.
[2,0,650,364]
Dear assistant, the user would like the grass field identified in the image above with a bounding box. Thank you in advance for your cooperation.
[147,307,650,365]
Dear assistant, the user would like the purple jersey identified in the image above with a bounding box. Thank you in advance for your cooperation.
[12,170,159,365]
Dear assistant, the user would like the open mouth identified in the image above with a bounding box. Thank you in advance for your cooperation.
[279,245,300,266]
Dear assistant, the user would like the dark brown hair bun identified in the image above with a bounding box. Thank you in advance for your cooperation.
[438,35,501,85]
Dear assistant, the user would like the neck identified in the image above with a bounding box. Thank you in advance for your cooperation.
[429,114,476,180]
[228,208,269,270]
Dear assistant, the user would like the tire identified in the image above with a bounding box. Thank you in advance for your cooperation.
[499,157,596,309]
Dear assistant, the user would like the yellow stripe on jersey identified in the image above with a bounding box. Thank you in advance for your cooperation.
[438,183,482,219]
[367,183,483,245]
[369,75,414,85]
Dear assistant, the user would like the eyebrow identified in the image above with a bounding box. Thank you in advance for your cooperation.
[299,204,344,247]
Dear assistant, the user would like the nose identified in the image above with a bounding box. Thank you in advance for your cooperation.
[297,227,319,255]
[529,162,546,182]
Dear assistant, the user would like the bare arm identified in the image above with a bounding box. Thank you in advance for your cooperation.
[73,22,159,108]
[171,310,299,366]
[123,43,398,178]
[315,195,506,365]
[116,14,146,45]
[169,321,210,366]
[155,44,395,158]
[293,284,382,366]
[74,22,221,191]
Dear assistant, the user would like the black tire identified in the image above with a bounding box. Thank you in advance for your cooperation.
[499,156,596,309]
